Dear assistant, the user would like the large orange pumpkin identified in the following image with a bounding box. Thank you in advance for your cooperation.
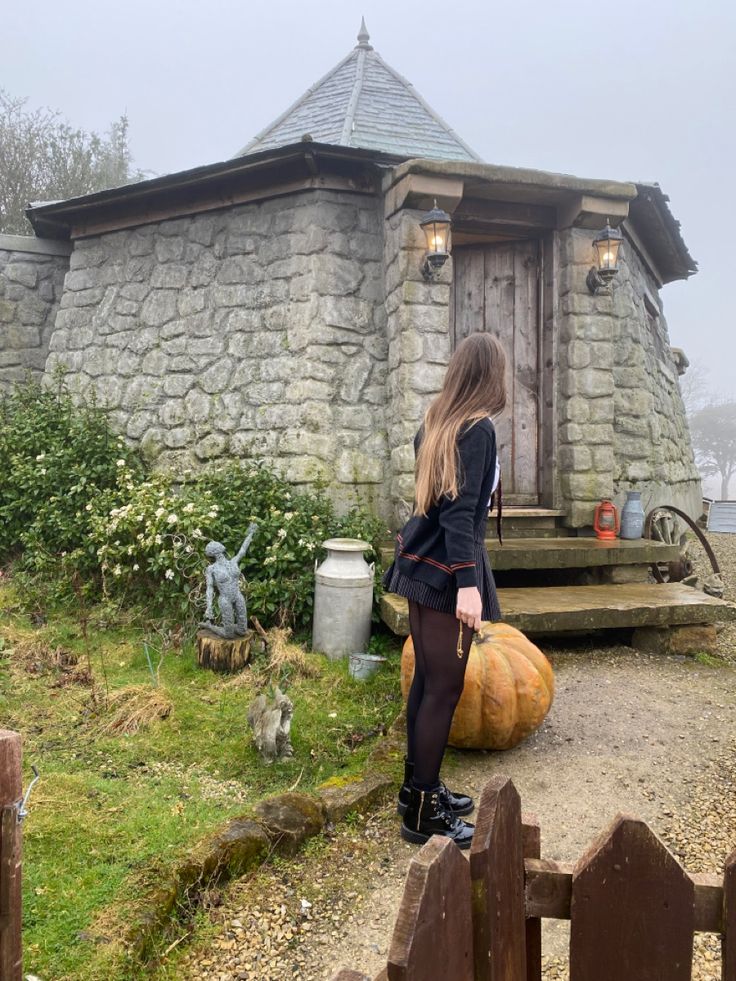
[400,621,554,750]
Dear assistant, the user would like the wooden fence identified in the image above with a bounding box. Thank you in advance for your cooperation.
[332,774,736,981]
[0,730,22,981]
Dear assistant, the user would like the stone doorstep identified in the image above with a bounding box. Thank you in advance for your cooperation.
[380,537,681,573]
[126,749,399,959]
[380,584,736,638]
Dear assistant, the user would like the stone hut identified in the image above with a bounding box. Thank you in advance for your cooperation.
[2,22,700,531]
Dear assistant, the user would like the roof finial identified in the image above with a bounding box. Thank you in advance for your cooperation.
[356,17,372,49]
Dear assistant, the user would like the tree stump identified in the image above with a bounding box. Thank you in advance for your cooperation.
[196,629,253,673]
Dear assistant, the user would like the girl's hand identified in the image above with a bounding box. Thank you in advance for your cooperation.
[456,586,482,631]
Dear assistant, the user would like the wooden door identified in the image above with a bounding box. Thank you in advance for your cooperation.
[451,240,540,505]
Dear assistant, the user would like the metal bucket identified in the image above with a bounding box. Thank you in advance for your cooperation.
[348,652,386,680]
[312,538,374,660]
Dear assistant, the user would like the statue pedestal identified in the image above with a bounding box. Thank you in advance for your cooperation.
[196,629,253,673]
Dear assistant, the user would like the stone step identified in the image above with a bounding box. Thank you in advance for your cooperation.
[379,537,680,572]
[380,583,736,638]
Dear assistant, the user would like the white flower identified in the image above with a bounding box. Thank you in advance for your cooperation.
[155,507,166,518]
[155,534,162,545]
[127,546,133,555]
[263,555,276,565]
[136,533,144,541]
[167,514,178,524]
[192,528,203,538]
[277,528,287,539]
[36,453,46,462]
[183,503,195,514]
[39,468,46,475]
[283,512,294,521]
[113,565,122,576]
[133,563,140,571]
[116,459,125,467]
[165,569,174,580]
[306,541,316,551]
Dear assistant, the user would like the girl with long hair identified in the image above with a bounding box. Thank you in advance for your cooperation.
[382,332,506,849]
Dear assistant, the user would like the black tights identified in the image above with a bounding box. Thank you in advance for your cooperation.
[406,600,474,787]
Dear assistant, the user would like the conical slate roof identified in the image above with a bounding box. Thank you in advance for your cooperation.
[236,20,480,162]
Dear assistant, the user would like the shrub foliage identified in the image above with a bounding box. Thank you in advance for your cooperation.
[0,383,386,627]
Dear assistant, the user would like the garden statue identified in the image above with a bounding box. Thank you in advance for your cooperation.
[199,523,258,639]
[247,687,294,762]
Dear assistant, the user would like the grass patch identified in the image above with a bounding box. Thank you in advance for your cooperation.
[0,581,402,980]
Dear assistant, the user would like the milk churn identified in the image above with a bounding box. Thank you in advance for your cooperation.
[620,490,645,539]
[312,538,374,660]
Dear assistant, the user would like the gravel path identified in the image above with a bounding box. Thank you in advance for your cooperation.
[171,533,736,981]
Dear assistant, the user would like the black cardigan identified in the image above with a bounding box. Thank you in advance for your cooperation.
[394,417,497,591]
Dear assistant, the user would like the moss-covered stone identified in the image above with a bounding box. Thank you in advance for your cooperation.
[253,792,327,855]
[317,772,393,824]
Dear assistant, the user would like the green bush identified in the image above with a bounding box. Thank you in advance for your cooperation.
[1,381,387,628]
[89,460,387,627]
[0,381,142,574]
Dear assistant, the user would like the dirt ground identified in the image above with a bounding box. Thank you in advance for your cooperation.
[172,533,736,981]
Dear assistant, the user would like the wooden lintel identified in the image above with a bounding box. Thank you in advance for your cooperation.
[525,859,724,933]
[384,173,464,219]
[70,175,375,239]
[453,197,557,232]
[557,193,629,231]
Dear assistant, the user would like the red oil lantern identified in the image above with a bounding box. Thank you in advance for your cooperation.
[594,500,620,540]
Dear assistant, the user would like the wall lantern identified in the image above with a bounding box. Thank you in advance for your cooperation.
[587,221,623,294]
[420,200,452,281]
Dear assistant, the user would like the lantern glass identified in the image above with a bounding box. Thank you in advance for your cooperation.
[420,203,452,258]
[593,224,622,274]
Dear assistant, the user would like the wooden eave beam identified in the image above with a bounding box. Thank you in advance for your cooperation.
[69,172,377,239]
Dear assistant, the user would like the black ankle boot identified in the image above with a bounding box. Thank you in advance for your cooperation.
[400,783,475,849]
[397,758,474,817]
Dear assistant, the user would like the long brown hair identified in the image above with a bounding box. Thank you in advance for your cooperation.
[414,332,506,516]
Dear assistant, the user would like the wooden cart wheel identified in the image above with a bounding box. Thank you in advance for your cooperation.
[645,505,720,584]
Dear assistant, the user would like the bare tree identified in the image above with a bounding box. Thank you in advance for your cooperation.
[690,401,736,500]
[0,89,147,235]
[678,359,711,416]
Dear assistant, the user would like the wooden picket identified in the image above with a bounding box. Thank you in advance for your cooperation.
[724,850,736,980]
[331,775,736,981]
[0,730,22,981]
[469,776,526,981]
[387,834,473,980]
[569,815,694,980]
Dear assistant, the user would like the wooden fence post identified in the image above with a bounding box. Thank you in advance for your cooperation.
[469,776,527,981]
[570,814,694,981]
[522,814,542,981]
[387,835,474,980]
[723,850,736,980]
[0,730,22,981]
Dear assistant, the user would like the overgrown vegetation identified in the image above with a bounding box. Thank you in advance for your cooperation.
[0,380,401,978]
[0,580,402,980]
[0,381,386,627]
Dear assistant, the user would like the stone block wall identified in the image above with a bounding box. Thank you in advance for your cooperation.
[0,235,70,391]
[611,238,701,517]
[45,190,391,519]
[555,226,700,526]
[384,208,452,521]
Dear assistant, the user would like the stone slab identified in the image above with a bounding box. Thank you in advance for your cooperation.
[380,584,736,637]
[380,537,681,572]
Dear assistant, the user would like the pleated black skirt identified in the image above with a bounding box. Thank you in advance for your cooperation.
[382,536,502,622]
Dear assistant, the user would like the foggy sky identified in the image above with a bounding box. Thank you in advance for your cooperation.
[5,0,735,398]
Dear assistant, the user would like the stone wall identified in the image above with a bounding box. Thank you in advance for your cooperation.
[384,208,452,521]
[0,235,70,391]
[611,236,701,517]
[45,190,392,519]
[555,226,700,526]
